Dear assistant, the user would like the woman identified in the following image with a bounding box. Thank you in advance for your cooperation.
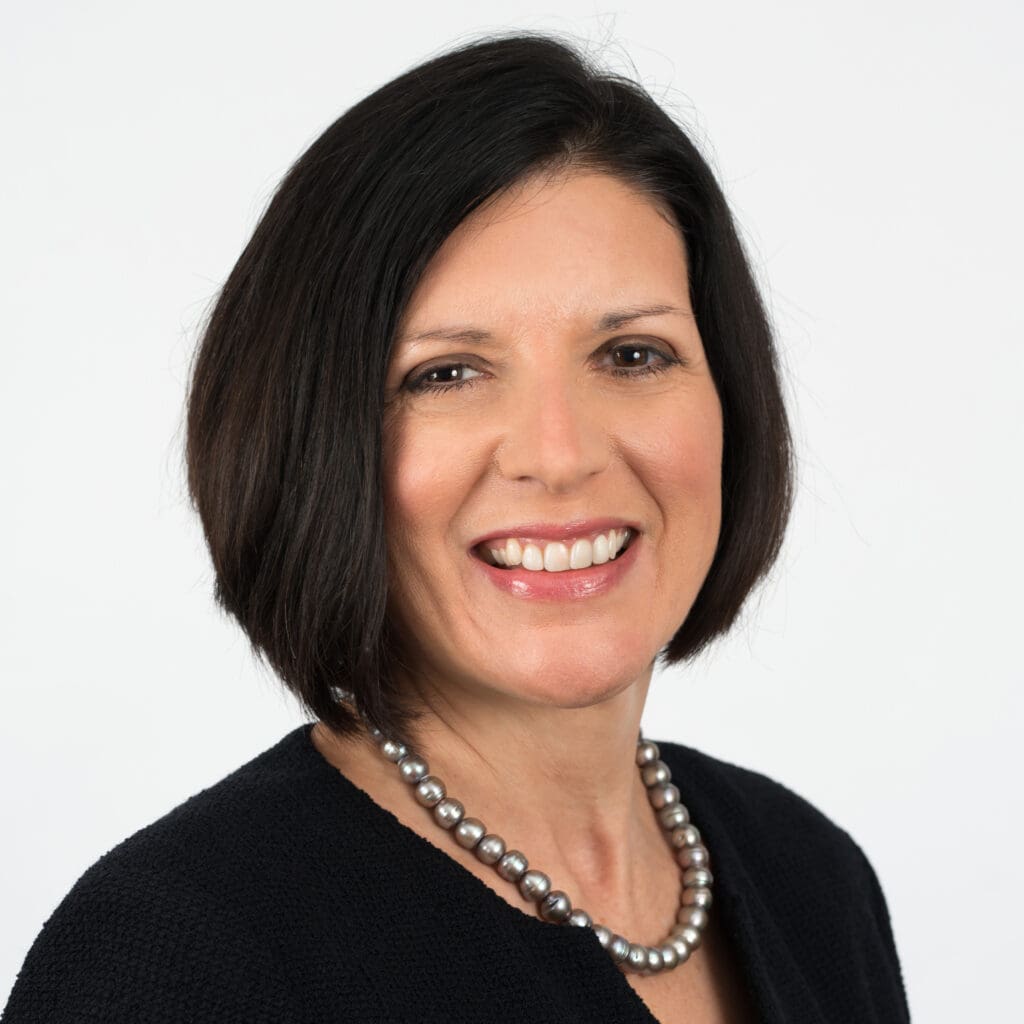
[2,32,909,1024]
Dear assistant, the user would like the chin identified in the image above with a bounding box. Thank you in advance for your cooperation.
[488,652,652,710]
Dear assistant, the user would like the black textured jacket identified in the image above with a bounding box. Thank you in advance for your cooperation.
[2,723,910,1022]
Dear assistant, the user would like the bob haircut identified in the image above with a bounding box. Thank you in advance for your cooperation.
[185,31,795,746]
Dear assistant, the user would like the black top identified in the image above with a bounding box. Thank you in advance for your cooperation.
[2,723,910,1023]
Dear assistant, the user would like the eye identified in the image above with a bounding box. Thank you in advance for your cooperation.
[606,343,682,378]
[402,341,685,396]
[404,362,484,395]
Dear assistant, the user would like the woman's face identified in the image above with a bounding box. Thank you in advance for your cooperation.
[381,169,723,713]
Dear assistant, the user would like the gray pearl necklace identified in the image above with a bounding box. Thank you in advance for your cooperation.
[331,688,713,975]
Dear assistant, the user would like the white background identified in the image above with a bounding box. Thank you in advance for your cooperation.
[3,2,1021,1018]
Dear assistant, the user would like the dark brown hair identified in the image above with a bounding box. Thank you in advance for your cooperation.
[184,31,795,746]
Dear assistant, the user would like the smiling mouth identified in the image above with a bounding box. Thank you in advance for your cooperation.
[473,528,637,571]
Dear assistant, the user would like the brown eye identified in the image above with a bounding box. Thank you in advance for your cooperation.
[611,345,654,368]
[607,343,682,379]
[405,362,484,394]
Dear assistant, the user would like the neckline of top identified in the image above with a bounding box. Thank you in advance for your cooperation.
[291,722,765,997]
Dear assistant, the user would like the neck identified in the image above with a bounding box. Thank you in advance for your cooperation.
[387,666,677,930]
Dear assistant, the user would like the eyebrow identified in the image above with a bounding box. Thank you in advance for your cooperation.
[396,304,687,348]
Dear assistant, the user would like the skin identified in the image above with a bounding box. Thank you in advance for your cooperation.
[313,168,741,1019]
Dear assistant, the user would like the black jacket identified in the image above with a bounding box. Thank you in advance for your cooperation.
[2,723,910,1022]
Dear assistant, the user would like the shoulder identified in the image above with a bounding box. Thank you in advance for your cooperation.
[54,723,326,899]
[656,737,891,914]
[655,739,910,1020]
[2,726,319,1023]
[653,738,896,930]
[655,738,872,877]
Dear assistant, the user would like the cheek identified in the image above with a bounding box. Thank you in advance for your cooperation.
[644,394,722,498]
[381,410,490,640]
[381,410,482,553]
[638,392,724,571]
[383,419,435,561]
[381,417,448,628]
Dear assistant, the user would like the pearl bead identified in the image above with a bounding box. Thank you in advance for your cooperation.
[659,804,690,830]
[626,944,649,972]
[677,844,710,869]
[593,925,612,948]
[518,869,551,902]
[398,754,429,784]
[677,906,709,930]
[475,834,506,865]
[413,776,445,807]
[454,817,486,849]
[568,908,592,928]
[636,741,660,766]
[670,936,693,962]
[683,867,714,889]
[641,760,671,787]
[496,850,528,881]
[648,783,680,809]
[609,935,630,963]
[432,797,464,829]
[380,739,408,762]
[659,943,679,968]
[645,947,664,973]
[680,886,713,910]
[539,891,573,923]
[671,823,702,849]
[676,924,702,950]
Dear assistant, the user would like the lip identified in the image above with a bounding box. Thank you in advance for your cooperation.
[468,517,641,548]
[469,530,641,601]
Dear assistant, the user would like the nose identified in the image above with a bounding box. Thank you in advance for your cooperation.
[493,373,611,492]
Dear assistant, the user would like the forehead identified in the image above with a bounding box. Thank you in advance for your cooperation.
[397,171,691,341]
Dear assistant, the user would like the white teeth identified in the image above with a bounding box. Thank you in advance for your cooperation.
[506,538,522,566]
[543,543,570,572]
[569,538,592,569]
[521,543,543,571]
[484,528,633,572]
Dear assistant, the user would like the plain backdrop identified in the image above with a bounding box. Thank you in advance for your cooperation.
[3,2,1021,1018]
